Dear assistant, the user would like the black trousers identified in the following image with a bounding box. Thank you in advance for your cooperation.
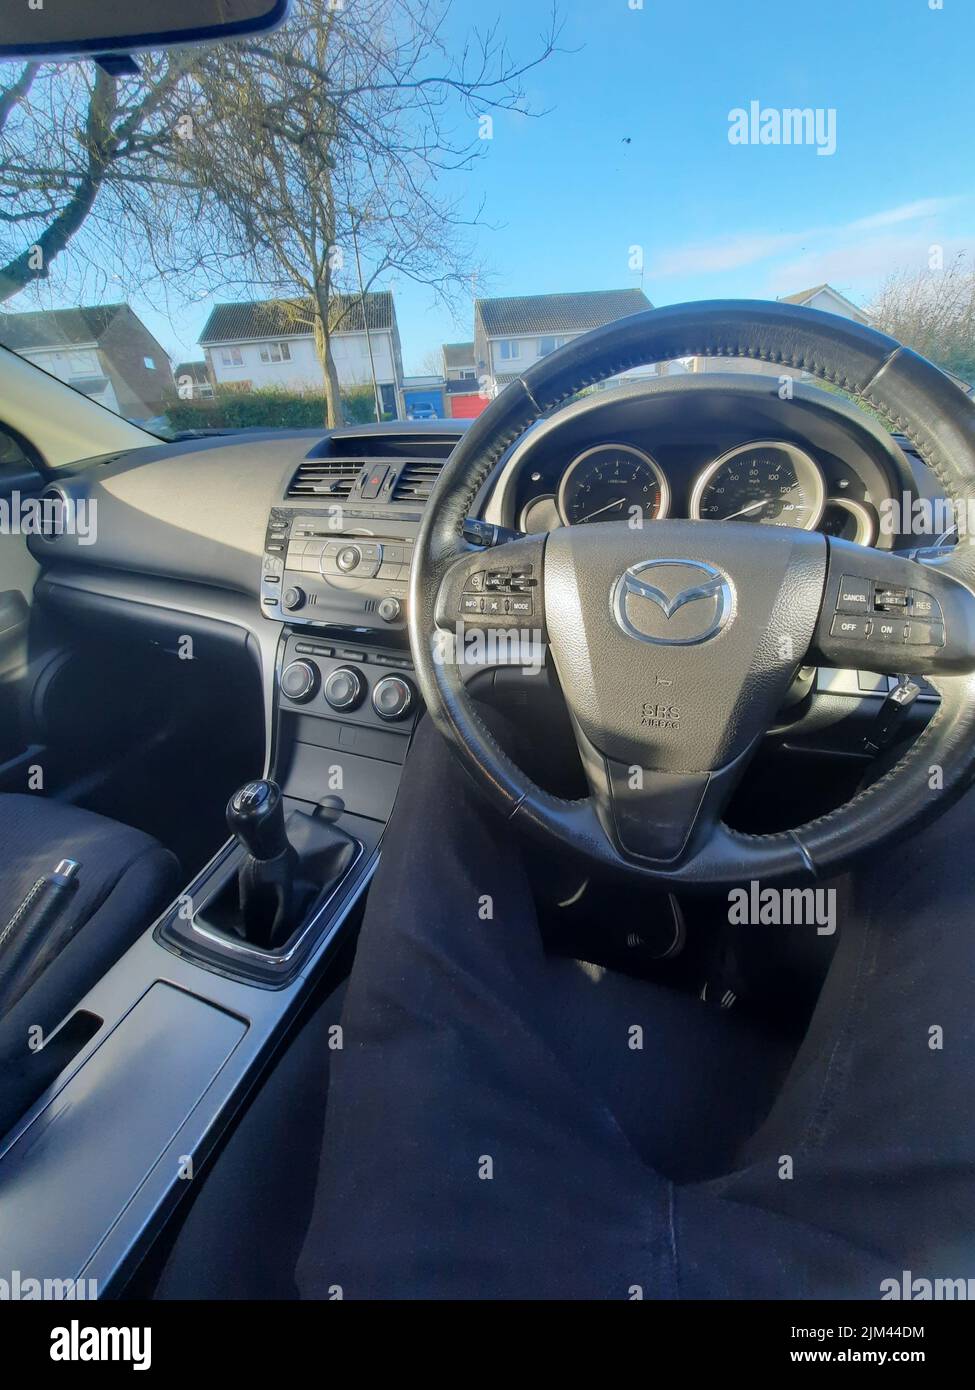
[297,718,975,1299]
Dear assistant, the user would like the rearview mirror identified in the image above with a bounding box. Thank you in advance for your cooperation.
[0,0,290,61]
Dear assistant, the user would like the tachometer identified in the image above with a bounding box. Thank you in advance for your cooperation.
[558,443,669,526]
[689,441,826,530]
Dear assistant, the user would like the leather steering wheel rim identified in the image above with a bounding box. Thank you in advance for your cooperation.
[408,299,975,886]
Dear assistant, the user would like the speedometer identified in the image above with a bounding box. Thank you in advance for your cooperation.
[689,441,826,530]
[558,443,669,526]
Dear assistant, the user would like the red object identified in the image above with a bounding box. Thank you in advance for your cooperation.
[447,393,488,419]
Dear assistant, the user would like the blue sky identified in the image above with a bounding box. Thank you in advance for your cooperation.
[135,0,975,371]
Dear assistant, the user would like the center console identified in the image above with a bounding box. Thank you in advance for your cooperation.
[159,431,463,986]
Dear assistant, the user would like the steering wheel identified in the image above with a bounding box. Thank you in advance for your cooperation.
[408,300,975,886]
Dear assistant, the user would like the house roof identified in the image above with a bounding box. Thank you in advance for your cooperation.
[778,284,870,320]
[174,360,210,381]
[0,303,127,351]
[199,292,395,345]
[443,341,475,368]
[476,288,652,338]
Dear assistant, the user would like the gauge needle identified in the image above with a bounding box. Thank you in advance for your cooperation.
[721,498,772,521]
[578,496,626,522]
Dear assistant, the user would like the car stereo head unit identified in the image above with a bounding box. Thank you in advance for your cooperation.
[262,506,415,631]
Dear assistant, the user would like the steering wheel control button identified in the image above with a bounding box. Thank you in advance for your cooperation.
[281,659,320,702]
[830,615,872,641]
[324,666,366,711]
[836,577,871,614]
[283,586,306,611]
[872,618,910,643]
[873,584,910,611]
[457,565,536,621]
[909,589,943,621]
[906,620,945,647]
[372,675,415,722]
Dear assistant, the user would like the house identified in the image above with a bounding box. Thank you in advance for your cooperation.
[0,303,175,420]
[688,284,871,378]
[199,293,404,417]
[473,288,654,395]
[777,283,871,324]
[443,341,477,386]
[174,360,214,400]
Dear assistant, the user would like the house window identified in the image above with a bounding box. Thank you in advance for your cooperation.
[143,356,156,370]
[259,341,292,364]
[498,339,520,361]
[538,335,563,357]
[461,368,476,380]
[220,347,243,366]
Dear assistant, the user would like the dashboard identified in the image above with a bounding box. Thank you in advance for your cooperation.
[485,374,920,552]
[31,379,928,645]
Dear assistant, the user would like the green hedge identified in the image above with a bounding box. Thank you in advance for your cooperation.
[162,384,385,431]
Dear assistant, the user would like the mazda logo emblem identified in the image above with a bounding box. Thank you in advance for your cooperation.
[611,559,734,645]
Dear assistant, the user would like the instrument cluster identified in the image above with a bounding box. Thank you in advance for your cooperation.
[518,438,878,546]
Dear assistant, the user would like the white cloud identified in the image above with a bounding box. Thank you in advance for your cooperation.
[769,235,974,301]
[650,197,968,281]
[652,230,809,276]
[847,198,961,232]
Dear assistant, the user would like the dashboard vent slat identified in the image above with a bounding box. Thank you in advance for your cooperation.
[287,460,360,499]
[392,460,445,504]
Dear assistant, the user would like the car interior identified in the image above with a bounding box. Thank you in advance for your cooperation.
[2,293,975,1301]
[1,0,974,1318]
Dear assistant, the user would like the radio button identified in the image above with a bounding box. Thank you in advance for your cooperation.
[377,597,402,623]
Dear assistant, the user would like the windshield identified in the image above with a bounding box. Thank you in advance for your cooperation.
[0,0,972,439]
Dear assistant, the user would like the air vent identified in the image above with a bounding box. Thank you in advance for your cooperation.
[38,485,70,540]
[391,460,445,504]
[287,460,360,499]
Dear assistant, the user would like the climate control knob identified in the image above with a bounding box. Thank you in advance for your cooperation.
[283,585,305,611]
[372,674,415,722]
[280,659,319,703]
[324,665,365,711]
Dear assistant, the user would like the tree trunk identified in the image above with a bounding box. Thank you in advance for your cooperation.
[312,285,344,428]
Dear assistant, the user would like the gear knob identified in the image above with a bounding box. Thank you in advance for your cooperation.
[227,779,291,861]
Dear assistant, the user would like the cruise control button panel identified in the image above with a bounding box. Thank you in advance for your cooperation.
[810,536,975,673]
[830,574,945,648]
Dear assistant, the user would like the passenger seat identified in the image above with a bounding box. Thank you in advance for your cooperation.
[0,794,179,1036]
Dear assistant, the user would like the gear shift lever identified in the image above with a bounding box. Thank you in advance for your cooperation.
[228,779,291,860]
[226,780,297,946]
